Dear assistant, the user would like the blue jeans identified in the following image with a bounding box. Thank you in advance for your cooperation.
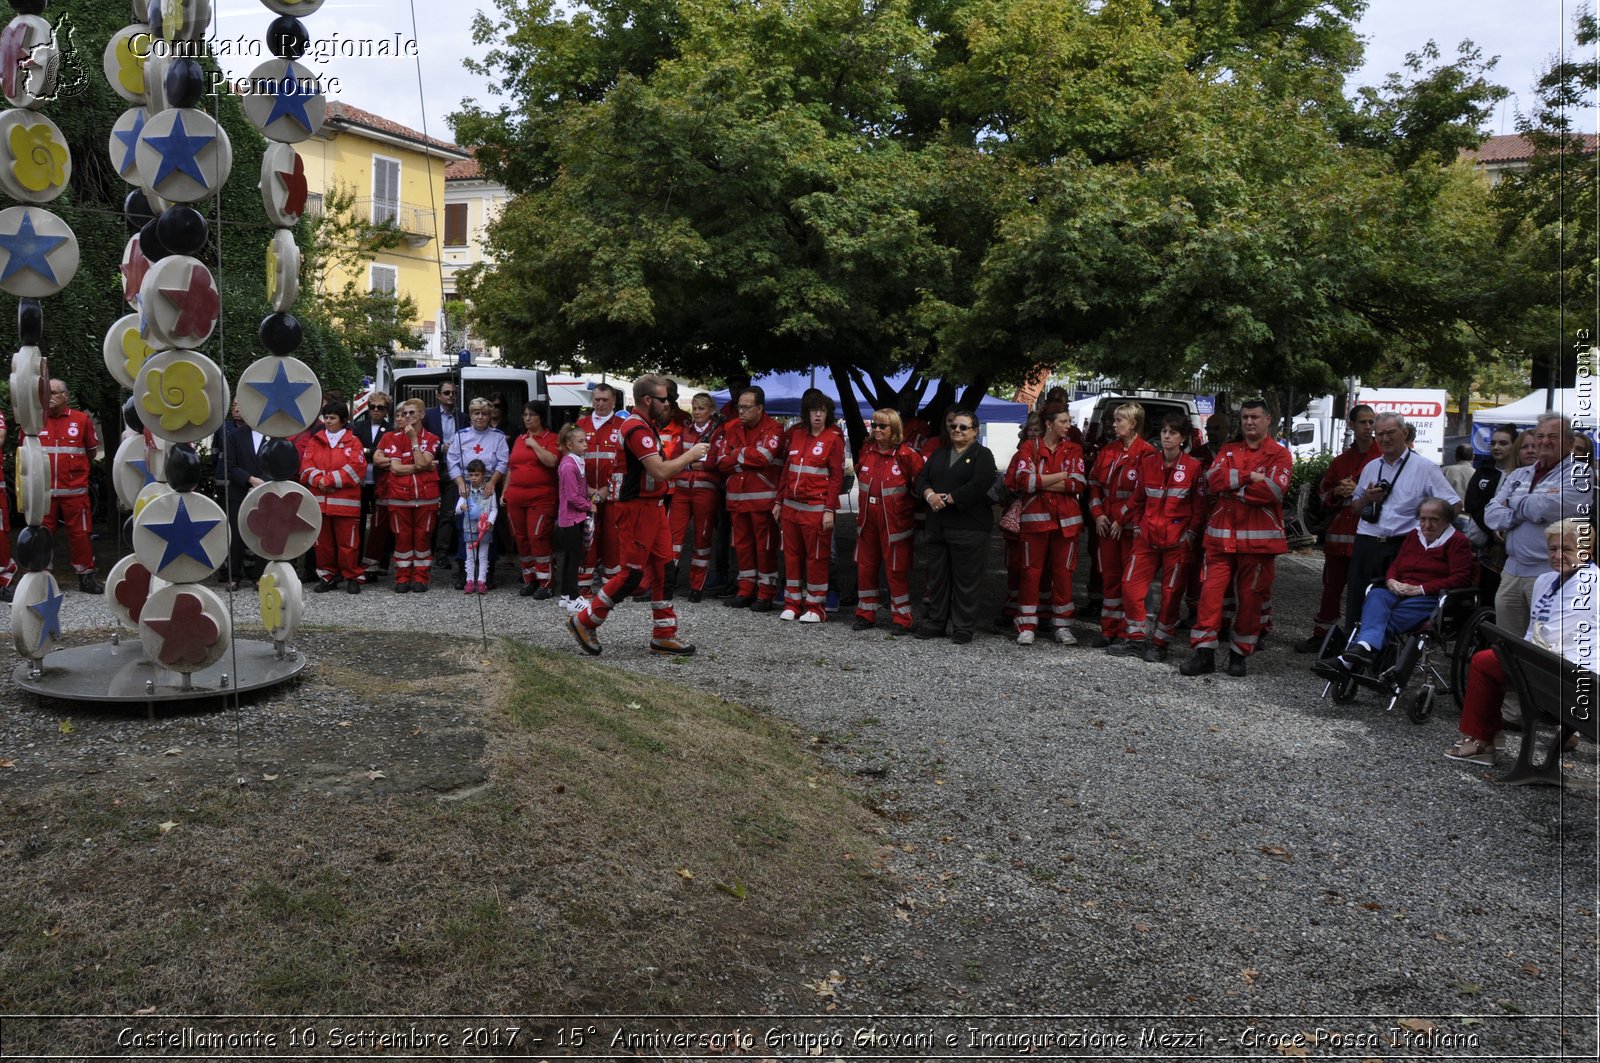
[1352,589,1437,651]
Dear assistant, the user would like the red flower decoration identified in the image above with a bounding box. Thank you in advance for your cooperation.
[120,238,149,304]
[160,264,221,339]
[277,153,308,218]
[113,562,152,623]
[145,593,219,667]
[246,489,314,556]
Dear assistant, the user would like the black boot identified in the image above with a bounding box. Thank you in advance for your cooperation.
[1226,650,1248,677]
[1179,648,1215,676]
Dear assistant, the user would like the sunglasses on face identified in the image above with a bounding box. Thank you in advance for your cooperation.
[950,425,973,432]
[370,405,390,413]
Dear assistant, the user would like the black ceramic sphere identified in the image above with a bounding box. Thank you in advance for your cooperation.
[17,298,41,345]
[122,394,144,434]
[261,437,300,481]
[15,525,52,572]
[266,16,309,59]
[258,312,302,355]
[164,58,206,108]
[124,188,157,232]
[8,0,47,16]
[138,219,170,264]
[156,205,207,256]
[165,444,202,492]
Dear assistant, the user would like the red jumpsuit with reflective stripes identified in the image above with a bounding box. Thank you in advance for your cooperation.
[1089,434,1157,638]
[854,443,923,629]
[1122,451,1205,646]
[575,410,680,641]
[1005,437,1086,634]
[578,412,625,591]
[716,415,784,601]
[1313,443,1379,635]
[302,428,369,583]
[36,408,98,575]
[776,426,845,618]
[1191,438,1291,656]
[669,418,721,593]
[377,428,440,586]
[504,430,560,587]
[0,411,10,586]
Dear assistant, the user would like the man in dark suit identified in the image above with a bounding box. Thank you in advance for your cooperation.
[351,392,393,580]
[422,380,462,566]
[213,400,268,590]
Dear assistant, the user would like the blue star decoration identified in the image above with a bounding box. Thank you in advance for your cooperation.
[245,360,314,424]
[28,580,64,653]
[110,109,146,178]
[143,111,216,189]
[264,63,317,133]
[147,497,221,572]
[128,456,155,488]
[0,210,65,284]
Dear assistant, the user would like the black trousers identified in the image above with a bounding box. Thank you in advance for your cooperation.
[923,526,991,637]
[553,522,584,598]
[1345,534,1403,625]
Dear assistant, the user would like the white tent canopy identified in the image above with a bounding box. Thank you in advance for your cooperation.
[1469,388,1588,452]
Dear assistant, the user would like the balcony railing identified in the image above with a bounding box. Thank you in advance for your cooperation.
[356,196,437,246]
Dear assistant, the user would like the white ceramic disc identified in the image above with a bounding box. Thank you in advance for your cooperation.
[139,583,231,673]
[103,312,156,391]
[237,480,320,561]
[0,206,78,298]
[9,343,43,435]
[113,432,161,510]
[258,143,307,227]
[132,480,173,520]
[105,553,168,630]
[133,348,229,443]
[1,16,60,110]
[135,107,232,204]
[141,52,170,114]
[120,233,150,309]
[107,107,148,186]
[256,560,303,643]
[266,227,299,312]
[139,255,219,349]
[258,0,327,17]
[14,435,47,525]
[132,489,228,583]
[237,355,319,437]
[241,59,326,143]
[150,0,212,45]
[102,25,148,104]
[11,570,63,660]
[0,110,69,203]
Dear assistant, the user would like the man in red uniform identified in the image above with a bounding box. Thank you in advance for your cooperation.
[577,383,625,594]
[568,374,710,657]
[715,386,784,610]
[0,408,12,595]
[669,392,721,601]
[1181,399,1291,677]
[1295,404,1377,652]
[38,379,102,593]
[1113,413,1206,661]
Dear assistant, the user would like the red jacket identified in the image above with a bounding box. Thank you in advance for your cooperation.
[856,443,924,534]
[1386,526,1476,594]
[1089,434,1157,525]
[1203,437,1292,555]
[503,429,560,507]
[1006,437,1086,537]
[1127,450,1205,551]
[301,427,367,517]
[578,412,625,494]
[715,415,784,512]
[777,426,845,514]
[37,408,97,497]
[671,418,722,492]
[1318,442,1379,558]
[376,428,440,505]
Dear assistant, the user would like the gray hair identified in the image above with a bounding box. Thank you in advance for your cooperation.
[1536,412,1572,437]
[1417,496,1456,522]
[1375,411,1409,435]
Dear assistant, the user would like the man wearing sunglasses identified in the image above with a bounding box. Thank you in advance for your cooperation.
[352,391,394,580]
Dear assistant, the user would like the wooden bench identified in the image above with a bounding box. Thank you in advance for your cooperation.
[1481,622,1599,786]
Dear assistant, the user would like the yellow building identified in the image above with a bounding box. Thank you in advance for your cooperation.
[297,102,471,355]
[443,153,511,362]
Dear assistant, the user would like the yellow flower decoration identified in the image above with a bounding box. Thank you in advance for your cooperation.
[8,122,67,194]
[265,241,279,304]
[141,359,212,433]
[112,34,146,95]
[259,573,283,633]
[120,326,155,383]
[160,0,188,43]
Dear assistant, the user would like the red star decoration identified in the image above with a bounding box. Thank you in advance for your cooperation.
[0,22,29,100]
[160,265,221,339]
[120,237,149,304]
[113,562,153,623]
[246,490,314,556]
[145,593,219,667]
[276,153,308,218]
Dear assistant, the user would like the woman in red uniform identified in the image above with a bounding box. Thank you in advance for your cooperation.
[1088,402,1157,648]
[1005,403,1086,645]
[669,392,722,601]
[853,409,924,633]
[301,400,367,593]
[775,393,845,623]
[1114,413,1205,662]
[503,401,561,598]
[375,398,441,592]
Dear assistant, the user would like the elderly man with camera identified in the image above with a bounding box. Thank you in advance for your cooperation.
[1344,412,1459,626]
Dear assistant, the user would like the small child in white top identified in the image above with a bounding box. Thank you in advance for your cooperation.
[455,459,498,594]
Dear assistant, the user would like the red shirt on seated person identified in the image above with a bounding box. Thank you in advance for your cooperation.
[1339,497,1475,665]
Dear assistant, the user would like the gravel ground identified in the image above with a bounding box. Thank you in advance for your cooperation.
[3,526,1596,1058]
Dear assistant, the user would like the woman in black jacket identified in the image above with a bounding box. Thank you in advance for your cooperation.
[1463,423,1517,602]
[914,407,998,644]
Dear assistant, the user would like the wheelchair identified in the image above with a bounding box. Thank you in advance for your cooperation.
[1311,582,1480,723]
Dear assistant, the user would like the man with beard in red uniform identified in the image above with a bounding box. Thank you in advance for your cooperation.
[716,386,785,610]
[568,375,710,657]
[37,379,102,593]
[577,383,626,595]
[1181,399,1291,677]
[1295,404,1378,652]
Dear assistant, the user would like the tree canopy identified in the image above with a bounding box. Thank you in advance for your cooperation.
[451,0,1511,421]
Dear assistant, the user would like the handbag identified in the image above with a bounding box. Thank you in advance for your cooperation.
[999,447,1037,534]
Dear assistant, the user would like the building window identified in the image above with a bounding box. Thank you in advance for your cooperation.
[444,202,468,247]
[372,156,400,225]
[370,264,398,295]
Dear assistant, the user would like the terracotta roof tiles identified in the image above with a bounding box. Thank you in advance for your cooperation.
[322,101,468,158]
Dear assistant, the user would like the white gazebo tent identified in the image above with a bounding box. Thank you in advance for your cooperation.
[1469,389,1585,452]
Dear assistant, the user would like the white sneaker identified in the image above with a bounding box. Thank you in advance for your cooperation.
[779,607,798,622]
[1053,627,1077,646]
[1016,629,1035,646]
[798,610,822,624]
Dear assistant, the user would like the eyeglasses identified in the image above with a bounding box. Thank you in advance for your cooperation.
[396,409,417,417]
[870,423,890,430]
[950,424,974,432]
[736,403,757,411]
[652,393,669,402]
[369,405,390,413]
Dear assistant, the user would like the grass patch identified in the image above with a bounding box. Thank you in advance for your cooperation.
[0,640,884,1052]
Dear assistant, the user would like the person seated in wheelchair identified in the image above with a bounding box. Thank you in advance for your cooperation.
[1331,496,1476,675]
